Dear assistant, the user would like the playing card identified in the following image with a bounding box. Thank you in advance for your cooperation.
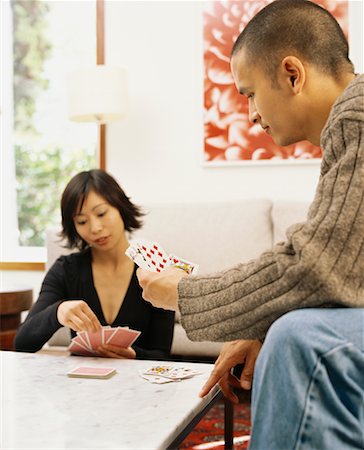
[136,240,171,273]
[166,367,202,379]
[87,328,103,350]
[127,239,170,273]
[169,254,199,275]
[139,373,176,384]
[125,245,151,271]
[103,328,117,344]
[126,238,199,275]
[72,335,92,351]
[68,340,95,356]
[106,327,141,348]
[142,365,202,380]
[67,366,116,379]
[77,330,92,349]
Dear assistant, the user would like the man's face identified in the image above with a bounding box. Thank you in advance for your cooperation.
[231,49,307,147]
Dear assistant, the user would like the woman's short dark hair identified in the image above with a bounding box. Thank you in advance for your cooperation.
[60,169,144,250]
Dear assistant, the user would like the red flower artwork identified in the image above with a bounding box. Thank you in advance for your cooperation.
[203,0,349,163]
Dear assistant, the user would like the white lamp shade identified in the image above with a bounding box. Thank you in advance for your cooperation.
[67,66,128,123]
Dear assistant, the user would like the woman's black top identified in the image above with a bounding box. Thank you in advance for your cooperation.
[15,248,175,359]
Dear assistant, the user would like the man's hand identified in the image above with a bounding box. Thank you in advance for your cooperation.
[199,339,263,404]
[136,267,187,311]
[57,300,102,333]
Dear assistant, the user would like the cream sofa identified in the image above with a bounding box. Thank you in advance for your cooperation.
[45,199,309,360]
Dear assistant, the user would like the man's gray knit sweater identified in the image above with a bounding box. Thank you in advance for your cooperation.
[178,74,364,342]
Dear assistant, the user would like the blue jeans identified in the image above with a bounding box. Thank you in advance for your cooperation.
[249,308,364,450]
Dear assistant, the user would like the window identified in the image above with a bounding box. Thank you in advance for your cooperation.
[1,0,98,263]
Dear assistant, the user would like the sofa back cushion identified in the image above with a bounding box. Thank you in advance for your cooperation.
[132,199,274,274]
[271,200,310,244]
[46,199,274,272]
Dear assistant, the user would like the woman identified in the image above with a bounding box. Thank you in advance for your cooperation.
[15,170,175,359]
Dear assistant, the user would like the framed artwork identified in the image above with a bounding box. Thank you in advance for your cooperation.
[203,0,349,165]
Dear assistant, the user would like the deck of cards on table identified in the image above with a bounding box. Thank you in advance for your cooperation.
[140,365,202,384]
[125,238,199,275]
[67,366,116,379]
[68,326,140,356]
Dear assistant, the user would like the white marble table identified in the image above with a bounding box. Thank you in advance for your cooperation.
[1,351,222,449]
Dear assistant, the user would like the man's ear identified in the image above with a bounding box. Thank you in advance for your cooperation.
[280,56,306,94]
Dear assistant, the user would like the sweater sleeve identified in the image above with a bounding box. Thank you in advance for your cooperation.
[178,76,364,343]
[14,257,70,352]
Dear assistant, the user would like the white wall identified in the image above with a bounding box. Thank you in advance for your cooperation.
[0,270,45,309]
[105,0,363,205]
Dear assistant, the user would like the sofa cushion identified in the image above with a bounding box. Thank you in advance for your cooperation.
[133,199,274,274]
[171,323,222,358]
[272,200,310,244]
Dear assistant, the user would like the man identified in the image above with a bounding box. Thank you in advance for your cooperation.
[138,1,364,448]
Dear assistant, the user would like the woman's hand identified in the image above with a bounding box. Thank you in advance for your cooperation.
[97,344,136,359]
[57,300,102,333]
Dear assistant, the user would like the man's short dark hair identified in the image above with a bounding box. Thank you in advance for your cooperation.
[232,0,354,83]
[61,169,144,250]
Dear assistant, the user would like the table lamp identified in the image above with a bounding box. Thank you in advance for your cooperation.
[67,65,128,167]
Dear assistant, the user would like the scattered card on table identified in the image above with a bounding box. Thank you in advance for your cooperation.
[139,373,176,384]
[140,365,202,383]
[67,366,116,379]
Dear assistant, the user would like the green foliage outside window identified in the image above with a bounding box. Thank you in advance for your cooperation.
[12,0,96,247]
[15,144,95,246]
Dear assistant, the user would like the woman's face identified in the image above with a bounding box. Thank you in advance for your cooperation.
[73,191,127,251]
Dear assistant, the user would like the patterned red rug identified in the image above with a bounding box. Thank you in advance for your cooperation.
[179,398,251,449]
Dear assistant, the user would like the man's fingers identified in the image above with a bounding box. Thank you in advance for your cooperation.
[199,357,224,397]
[240,367,253,390]
[240,341,262,390]
[136,268,182,311]
[199,357,238,398]
[199,372,220,397]
[219,373,241,404]
[136,268,150,288]
[199,343,245,398]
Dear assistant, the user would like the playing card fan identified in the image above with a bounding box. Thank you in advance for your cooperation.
[125,238,199,275]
